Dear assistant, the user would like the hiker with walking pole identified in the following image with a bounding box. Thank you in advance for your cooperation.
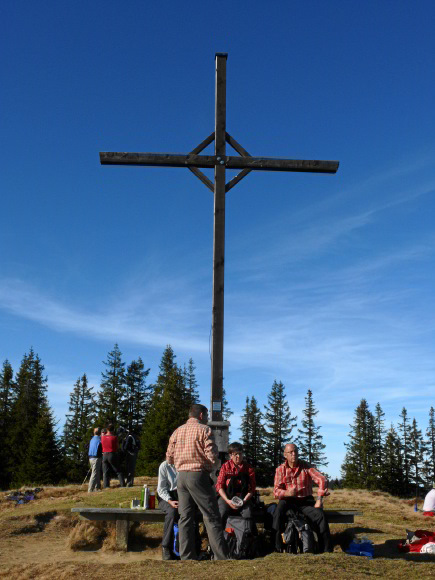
[87,427,102,492]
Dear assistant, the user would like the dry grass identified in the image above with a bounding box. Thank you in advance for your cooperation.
[1,483,435,579]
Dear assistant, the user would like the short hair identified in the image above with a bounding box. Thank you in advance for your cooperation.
[228,442,243,455]
[101,428,107,435]
[94,427,101,436]
[189,404,208,419]
[107,423,114,432]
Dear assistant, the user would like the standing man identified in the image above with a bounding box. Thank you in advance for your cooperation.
[166,404,228,560]
[88,427,102,492]
[123,430,141,487]
[273,443,331,553]
[101,423,125,488]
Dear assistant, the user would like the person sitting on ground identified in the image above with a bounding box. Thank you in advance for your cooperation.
[157,459,179,560]
[272,443,331,553]
[215,442,256,529]
[87,427,102,493]
[422,483,435,516]
[101,423,125,488]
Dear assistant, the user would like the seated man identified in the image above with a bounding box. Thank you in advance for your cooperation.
[216,441,256,528]
[157,459,179,560]
[272,443,331,553]
[422,483,435,516]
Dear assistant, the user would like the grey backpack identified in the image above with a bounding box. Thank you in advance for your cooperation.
[282,518,315,554]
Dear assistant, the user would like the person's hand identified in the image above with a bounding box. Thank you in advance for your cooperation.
[168,500,179,509]
[314,498,322,509]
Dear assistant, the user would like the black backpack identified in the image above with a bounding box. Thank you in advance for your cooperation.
[224,515,258,559]
[280,517,315,554]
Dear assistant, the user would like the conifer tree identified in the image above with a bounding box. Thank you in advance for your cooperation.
[8,350,62,486]
[183,358,200,406]
[379,425,406,496]
[341,399,377,489]
[296,389,327,468]
[97,344,126,426]
[398,407,412,494]
[137,346,189,475]
[241,396,267,485]
[122,358,151,432]
[63,374,96,482]
[426,407,435,485]
[372,402,386,484]
[0,360,16,486]
[222,385,233,420]
[21,404,63,485]
[264,380,297,473]
[409,417,427,496]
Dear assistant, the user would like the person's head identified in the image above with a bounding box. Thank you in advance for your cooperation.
[228,442,244,465]
[106,423,114,434]
[189,404,209,425]
[101,428,107,435]
[283,443,299,467]
[94,427,101,436]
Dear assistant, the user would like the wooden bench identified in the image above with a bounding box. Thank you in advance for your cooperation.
[71,507,363,551]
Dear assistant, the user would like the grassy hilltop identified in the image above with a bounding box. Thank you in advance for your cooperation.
[1,479,435,579]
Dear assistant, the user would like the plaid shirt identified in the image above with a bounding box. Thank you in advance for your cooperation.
[166,417,218,472]
[215,459,256,495]
[274,459,328,500]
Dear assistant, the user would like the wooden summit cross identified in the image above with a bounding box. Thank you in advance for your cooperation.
[100,53,339,431]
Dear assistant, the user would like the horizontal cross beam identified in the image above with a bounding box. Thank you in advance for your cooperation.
[100,152,339,173]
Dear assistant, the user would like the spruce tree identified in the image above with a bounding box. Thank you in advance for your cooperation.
[296,389,327,468]
[122,358,151,432]
[426,407,435,485]
[372,402,386,486]
[379,425,406,496]
[97,344,126,426]
[0,360,16,487]
[241,396,267,485]
[63,374,96,482]
[409,417,427,496]
[341,399,377,489]
[398,407,412,494]
[137,346,189,475]
[264,380,297,473]
[8,350,62,486]
[183,358,200,406]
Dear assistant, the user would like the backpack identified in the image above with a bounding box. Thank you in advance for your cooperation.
[281,517,315,554]
[226,473,250,499]
[122,434,140,454]
[224,515,258,559]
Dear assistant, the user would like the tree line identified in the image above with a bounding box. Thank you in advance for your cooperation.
[341,398,435,497]
[0,344,329,489]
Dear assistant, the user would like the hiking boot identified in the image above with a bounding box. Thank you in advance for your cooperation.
[162,547,172,560]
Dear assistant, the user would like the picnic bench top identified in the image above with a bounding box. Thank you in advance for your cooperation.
[71,507,363,516]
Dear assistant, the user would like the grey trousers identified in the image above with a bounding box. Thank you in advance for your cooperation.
[177,471,228,560]
[88,457,102,492]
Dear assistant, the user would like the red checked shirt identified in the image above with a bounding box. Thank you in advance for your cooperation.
[274,459,328,500]
[166,417,218,472]
[215,459,256,494]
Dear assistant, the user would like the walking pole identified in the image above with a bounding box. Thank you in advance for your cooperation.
[82,468,91,486]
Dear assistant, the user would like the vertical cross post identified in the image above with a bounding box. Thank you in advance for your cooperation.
[211,53,227,423]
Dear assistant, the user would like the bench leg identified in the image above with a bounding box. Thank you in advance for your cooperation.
[116,519,129,551]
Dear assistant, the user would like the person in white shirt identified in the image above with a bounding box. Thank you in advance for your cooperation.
[422,485,435,514]
[157,460,179,560]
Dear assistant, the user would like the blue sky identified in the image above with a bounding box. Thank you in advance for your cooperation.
[1,1,434,478]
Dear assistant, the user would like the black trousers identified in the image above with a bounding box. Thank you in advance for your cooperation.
[218,497,253,530]
[102,452,125,488]
[157,496,179,549]
[272,496,331,553]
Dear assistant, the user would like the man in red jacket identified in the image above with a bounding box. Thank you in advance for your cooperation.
[101,423,125,488]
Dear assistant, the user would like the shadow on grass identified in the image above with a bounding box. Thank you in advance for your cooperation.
[10,511,58,535]
[375,539,435,561]
[331,526,384,552]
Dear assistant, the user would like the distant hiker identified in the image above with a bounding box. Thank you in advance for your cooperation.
[166,404,229,560]
[88,427,102,492]
[272,443,331,553]
[123,430,141,487]
[157,459,179,560]
[101,423,125,488]
[423,483,435,516]
[216,441,256,529]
